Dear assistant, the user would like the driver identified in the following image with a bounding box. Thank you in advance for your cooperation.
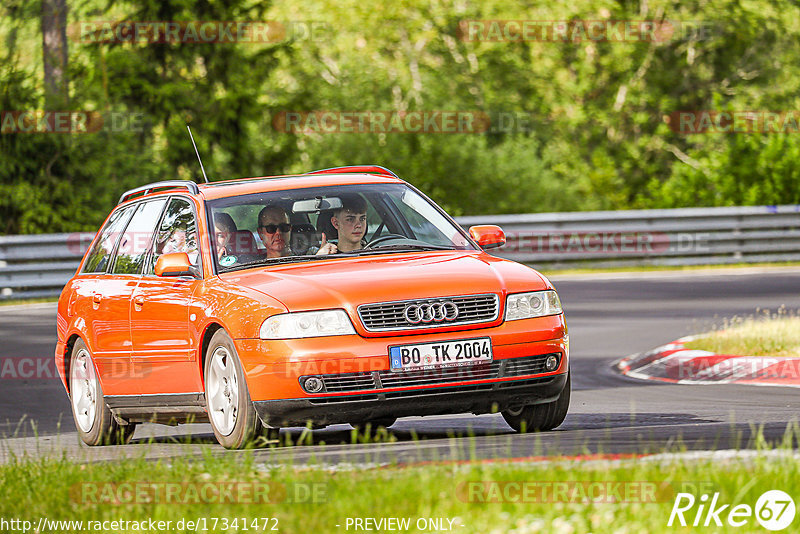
[316,194,367,255]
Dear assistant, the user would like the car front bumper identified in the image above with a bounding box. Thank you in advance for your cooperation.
[253,371,568,427]
[236,314,568,402]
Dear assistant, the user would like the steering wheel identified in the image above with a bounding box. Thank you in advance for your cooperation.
[364,234,408,248]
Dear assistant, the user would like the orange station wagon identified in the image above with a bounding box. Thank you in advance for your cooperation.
[56,166,570,449]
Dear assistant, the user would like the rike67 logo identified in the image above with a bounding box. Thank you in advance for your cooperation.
[669,490,795,531]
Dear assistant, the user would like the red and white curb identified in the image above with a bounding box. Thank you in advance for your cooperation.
[616,336,800,388]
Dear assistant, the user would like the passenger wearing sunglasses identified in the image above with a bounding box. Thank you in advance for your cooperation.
[256,205,293,258]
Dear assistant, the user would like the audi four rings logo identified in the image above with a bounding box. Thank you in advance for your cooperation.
[403,301,459,324]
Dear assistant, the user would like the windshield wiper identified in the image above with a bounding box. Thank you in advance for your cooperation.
[219,254,335,272]
[219,246,458,271]
[358,244,456,253]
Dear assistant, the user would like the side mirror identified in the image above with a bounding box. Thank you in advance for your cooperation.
[154,252,200,278]
[469,225,506,249]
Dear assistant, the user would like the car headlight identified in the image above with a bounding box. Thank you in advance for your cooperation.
[259,309,356,339]
[505,290,562,321]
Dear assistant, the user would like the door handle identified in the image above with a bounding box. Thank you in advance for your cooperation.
[92,293,102,304]
[133,296,145,310]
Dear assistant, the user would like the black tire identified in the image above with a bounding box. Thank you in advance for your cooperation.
[68,339,136,446]
[204,329,279,449]
[350,417,397,434]
[501,372,570,432]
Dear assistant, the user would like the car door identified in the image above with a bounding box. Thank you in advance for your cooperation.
[74,204,135,396]
[130,196,204,395]
[99,198,168,395]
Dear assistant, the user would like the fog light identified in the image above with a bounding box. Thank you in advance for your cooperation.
[303,377,324,393]
[545,355,559,371]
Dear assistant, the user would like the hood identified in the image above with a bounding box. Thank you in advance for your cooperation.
[218,251,549,313]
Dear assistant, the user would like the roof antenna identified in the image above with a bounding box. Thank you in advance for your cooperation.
[187,125,210,183]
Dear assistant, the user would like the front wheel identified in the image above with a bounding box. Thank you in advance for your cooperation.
[501,372,570,432]
[204,329,278,449]
[69,339,136,446]
[350,417,397,432]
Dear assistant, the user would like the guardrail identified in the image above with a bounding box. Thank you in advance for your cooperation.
[2,205,799,300]
[458,204,800,268]
[0,233,95,301]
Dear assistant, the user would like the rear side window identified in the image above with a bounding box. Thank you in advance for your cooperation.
[147,197,200,275]
[111,199,167,275]
[82,206,134,273]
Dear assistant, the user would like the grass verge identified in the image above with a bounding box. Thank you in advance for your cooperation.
[0,297,58,307]
[1,430,799,533]
[684,310,800,357]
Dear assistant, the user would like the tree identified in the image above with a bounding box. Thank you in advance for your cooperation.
[41,0,69,107]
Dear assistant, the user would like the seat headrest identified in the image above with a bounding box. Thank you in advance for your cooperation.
[291,223,318,255]
[228,230,260,255]
[316,210,338,241]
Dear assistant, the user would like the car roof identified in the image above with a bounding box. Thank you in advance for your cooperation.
[117,167,406,205]
[197,172,404,201]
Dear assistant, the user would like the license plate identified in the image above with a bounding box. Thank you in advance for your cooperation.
[389,337,492,372]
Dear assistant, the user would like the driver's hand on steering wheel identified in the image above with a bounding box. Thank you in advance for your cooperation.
[316,233,338,255]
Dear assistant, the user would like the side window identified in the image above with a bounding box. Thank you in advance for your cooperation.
[148,197,200,275]
[111,199,167,275]
[389,195,450,244]
[82,206,134,273]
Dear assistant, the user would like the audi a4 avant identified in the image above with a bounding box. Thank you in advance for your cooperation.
[56,166,570,449]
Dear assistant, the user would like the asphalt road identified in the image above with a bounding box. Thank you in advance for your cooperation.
[2,268,799,464]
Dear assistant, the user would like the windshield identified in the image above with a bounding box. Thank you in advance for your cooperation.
[206,183,476,272]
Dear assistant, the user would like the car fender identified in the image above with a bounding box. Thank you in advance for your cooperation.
[189,278,287,356]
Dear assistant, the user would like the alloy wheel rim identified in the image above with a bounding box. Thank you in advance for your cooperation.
[207,346,239,436]
[70,349,97,433]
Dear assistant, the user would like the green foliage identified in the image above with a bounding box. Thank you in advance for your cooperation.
[2,445,800,533]
[3,0,800,233]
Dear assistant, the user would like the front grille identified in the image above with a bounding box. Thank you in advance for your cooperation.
[377,362,498,388]
[504,357,551,377]
[301,352,561,394]
[307,377,556,404]
[322,372,374,393]
[357,294,500,332]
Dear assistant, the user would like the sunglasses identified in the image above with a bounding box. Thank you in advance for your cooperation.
[259,223,292,234]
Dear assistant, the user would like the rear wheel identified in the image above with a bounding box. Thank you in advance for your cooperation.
[501,373,570,433]
[69,339,136,445]
[204,330,279,449]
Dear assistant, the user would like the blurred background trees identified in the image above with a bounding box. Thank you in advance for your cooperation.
[2,0,800,233]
